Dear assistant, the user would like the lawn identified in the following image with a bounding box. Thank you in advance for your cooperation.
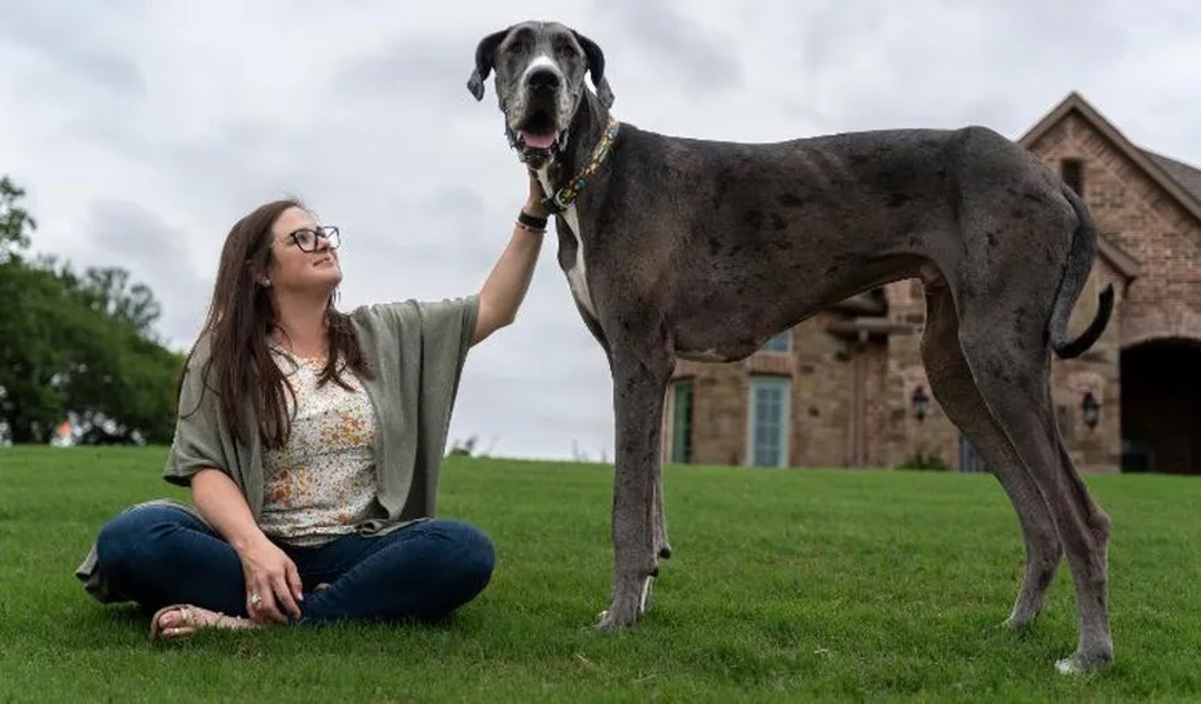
[2,446,1200,702]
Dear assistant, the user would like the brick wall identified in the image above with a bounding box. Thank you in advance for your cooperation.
[669,311,876,468]
[1029,114,1201,344]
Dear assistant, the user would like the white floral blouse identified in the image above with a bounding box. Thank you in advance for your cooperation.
[258,347,380,546]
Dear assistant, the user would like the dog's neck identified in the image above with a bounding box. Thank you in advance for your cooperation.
[563,92,611,178]
[537,91,615,209]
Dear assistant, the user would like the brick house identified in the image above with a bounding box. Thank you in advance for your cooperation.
[662,92,1201,474]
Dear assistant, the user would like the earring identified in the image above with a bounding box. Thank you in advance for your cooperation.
[260,277,272,287]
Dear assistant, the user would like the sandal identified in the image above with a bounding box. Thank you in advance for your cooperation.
[149,603,261,642]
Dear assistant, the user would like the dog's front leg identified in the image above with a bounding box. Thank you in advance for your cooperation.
[652,433,672,559]
[595,346,673,630]
[641,455,670,615]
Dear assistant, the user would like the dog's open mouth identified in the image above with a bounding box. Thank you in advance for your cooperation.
[516,111,561,151]
[520,130,558,150]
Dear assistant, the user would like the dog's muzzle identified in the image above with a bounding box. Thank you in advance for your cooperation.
[506,68,571,163]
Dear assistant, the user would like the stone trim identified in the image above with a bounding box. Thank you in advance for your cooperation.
[1097,234,1141,280]
[1122,311,1201,349]
[826,317,915,339]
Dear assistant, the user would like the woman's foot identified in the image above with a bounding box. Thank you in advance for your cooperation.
[149,604,262,642]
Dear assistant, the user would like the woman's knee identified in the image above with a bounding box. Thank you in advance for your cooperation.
[95,505,194,572]
[431,519,496,586]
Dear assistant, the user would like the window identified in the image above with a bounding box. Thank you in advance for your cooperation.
[958,434,988,473]
[761,331,791,353]
[669,380,693,463]
[1061,159,1084,196]
[747,376,790,467]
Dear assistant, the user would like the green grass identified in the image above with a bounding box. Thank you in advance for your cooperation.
[3,447,1201,702]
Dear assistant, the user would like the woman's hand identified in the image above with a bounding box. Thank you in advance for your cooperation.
[525,170,548,217]
[236,536,304,625]
[190,469,305,624]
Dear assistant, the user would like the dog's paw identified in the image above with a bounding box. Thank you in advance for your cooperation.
[1054,656,1088,676]
[1054,649,1113,676]
[593,609,632,631]
[593,609,621,631]
[999,615,1035,631]
[593,602,638,631]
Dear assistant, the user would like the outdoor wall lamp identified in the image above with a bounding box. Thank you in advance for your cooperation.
[911,385,929,422]
[1080,391,1101,430]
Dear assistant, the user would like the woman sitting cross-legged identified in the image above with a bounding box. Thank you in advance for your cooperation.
[75,172,550,640]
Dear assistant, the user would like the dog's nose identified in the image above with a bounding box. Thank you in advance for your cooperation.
[527,69,560,94]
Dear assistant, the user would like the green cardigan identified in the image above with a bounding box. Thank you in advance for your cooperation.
[75,295,479,603]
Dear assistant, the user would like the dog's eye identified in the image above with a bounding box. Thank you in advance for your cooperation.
[507,31,531,53]
[552,37,576,55]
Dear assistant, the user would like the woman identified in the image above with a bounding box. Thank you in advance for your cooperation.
[76,172,550,641]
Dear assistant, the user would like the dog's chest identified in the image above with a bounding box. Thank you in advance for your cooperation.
[560,208,598,319]
[537,170,598,319]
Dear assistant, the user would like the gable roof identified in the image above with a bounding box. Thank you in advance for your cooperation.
[1018,91,1201,227]
[1096,234,1141,279]
[1144,150,1201,205]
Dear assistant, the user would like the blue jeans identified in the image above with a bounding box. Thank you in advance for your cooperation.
[93,505,495,624]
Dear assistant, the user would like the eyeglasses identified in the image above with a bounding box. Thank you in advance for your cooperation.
[287,225,341,252]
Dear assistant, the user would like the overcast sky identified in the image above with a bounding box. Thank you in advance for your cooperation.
[2,0,1197,460]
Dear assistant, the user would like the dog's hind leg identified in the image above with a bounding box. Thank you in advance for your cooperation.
[955,302,1112,675]
[596,340,675,630]
[920,285,1061,628]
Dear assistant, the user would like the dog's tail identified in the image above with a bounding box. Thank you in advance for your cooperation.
[1049,185,1114,360]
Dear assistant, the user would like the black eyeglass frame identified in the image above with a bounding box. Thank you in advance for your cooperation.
[287,225,341,252]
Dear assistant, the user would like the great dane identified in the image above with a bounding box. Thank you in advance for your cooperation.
[467,20,1116,674]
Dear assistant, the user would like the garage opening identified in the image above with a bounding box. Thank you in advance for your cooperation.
[1120,339,1201,474]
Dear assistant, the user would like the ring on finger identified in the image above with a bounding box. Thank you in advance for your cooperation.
[248,592,263,607]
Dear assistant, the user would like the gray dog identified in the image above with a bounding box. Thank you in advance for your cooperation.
[467,20,1116,674]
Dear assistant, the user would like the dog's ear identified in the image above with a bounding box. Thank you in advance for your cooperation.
[572,30,614,109]
[467,27,510,101]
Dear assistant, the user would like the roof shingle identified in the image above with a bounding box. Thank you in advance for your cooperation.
[1142,150,1201,207]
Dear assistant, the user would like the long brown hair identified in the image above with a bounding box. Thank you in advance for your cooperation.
[179,198,372,450]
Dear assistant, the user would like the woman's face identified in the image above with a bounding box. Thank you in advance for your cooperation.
[265,206,342,295]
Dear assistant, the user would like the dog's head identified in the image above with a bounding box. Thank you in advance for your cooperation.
[467,21,613,166]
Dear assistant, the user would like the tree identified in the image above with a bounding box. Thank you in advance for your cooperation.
[0,176,36,264]
[0,263,76,442]
[0,177,54,442]
[0,175,183,445]
[59,265,163,340]
[63,316,183,445]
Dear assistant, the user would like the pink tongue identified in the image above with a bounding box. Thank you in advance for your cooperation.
[521,131,556,149]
